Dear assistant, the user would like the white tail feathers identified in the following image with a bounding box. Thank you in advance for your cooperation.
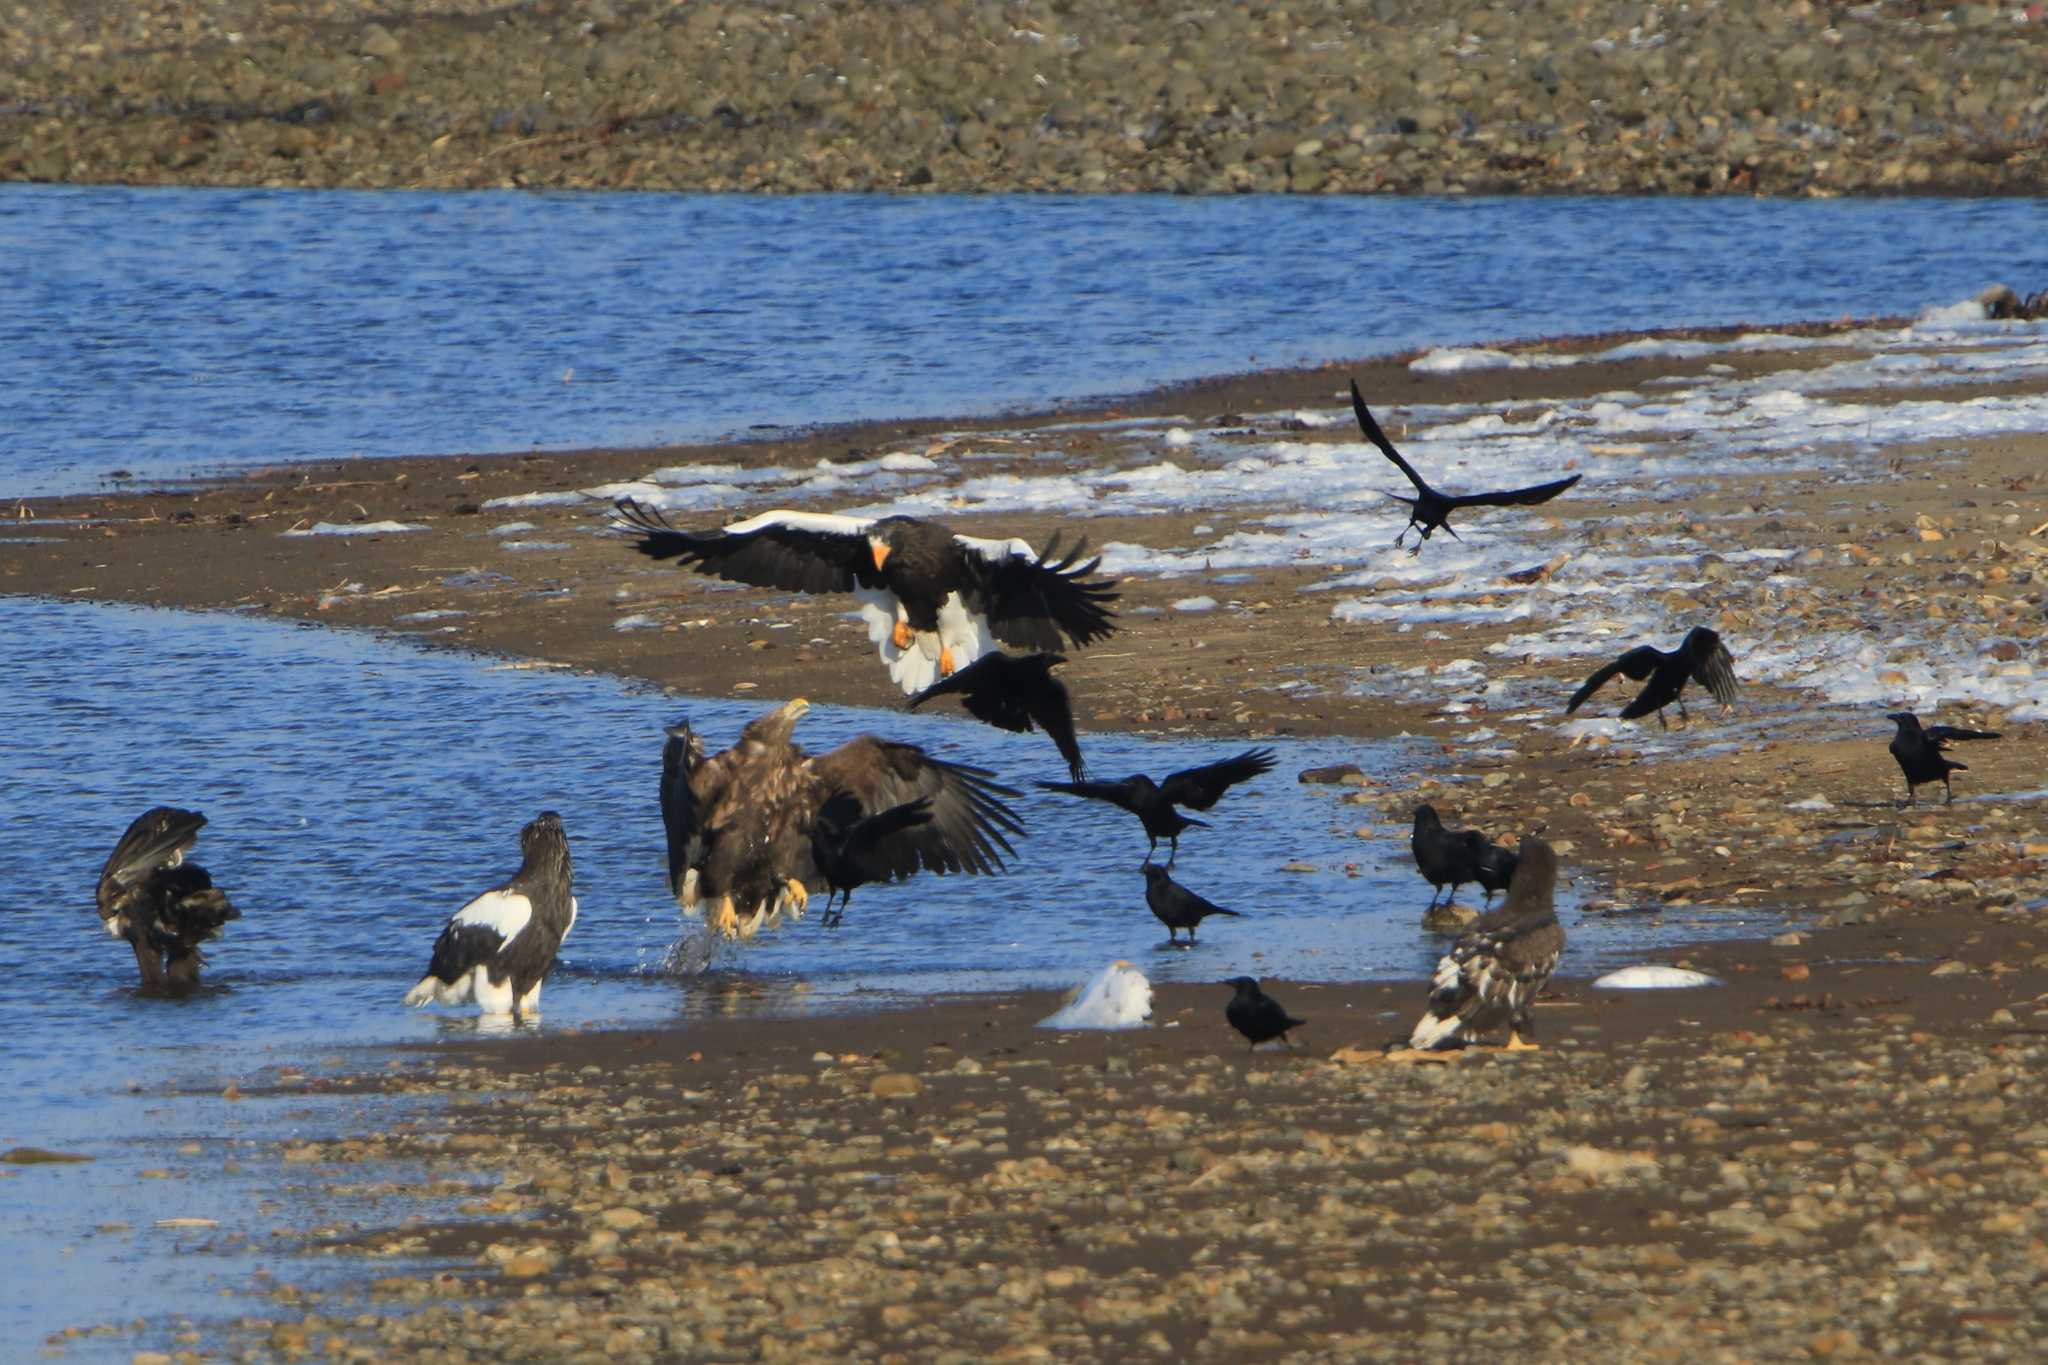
[1408,1008,1463,1051]
[404,975,450,1008]
[857,590,997,696]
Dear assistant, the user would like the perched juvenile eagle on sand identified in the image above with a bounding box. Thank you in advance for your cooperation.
[661,699,1026,939]
[95,806,240,991]
[614,501,1119,695]
[1405,835,1565,1053]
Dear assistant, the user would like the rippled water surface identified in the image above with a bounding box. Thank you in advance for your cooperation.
[7,186,2045,495]
[0,596,1780,1353]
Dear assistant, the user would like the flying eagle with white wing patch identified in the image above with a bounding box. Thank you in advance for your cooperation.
[404,811,578,1021]
[659,699,1025,939]
[613,501,1119,695]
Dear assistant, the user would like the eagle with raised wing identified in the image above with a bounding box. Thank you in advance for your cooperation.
[614,502,1119,695]
[658,699,1026,939]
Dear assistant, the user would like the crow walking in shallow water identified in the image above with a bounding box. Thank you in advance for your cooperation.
[809,792,936,928]
[1142,863,1242,944]
[1410,805,1517,911]
[1886,712,2000,805]
[1224,976,1305,1051]
[1349,379,1582,551]
[1566,625,1739,729]
[94,806,240,992]
[1039,749,1276,865]
[907,650,1086,781]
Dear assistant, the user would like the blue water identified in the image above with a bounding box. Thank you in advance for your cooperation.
[0,595,1780,1355]
[7,186,2047,496]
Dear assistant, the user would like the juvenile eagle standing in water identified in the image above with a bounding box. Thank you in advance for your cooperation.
[660,699,1026,939]
[1405,836,1565,1053]
[613,502,1119,695]
[94,806,240,991]
[404,811,579,1021]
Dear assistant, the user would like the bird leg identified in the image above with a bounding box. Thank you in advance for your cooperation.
[737,901,769,940]
[1504,1015,1540,1051]
[1165,835,1181,868]
[891,619,914,651]
[709,894,740,938]
[1656,710,1669,732]
[1678,695,1690,725]
[939,645,956,675]
[1503,1031,1540,1052]
[784,878,810,918]
[129,937,167,990]
[1903,777,1916,808]
[1943,776,1956,806]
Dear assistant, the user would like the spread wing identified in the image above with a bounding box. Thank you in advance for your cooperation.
[659,724,705,899]
[97,806,206,917]
[1925,725,2000,748]
[1351,380,1433,497]
[1685,627,1740,707]
[1159,748,1277,810]
[808,738,1025,880]
[1565,645,1662,714]
[960,535,1119,652]
[819,794,938,885]
[1037,777,1143,814]
[906,652,1085,781]
[614,501,883,595]
[1444,473,1582,510]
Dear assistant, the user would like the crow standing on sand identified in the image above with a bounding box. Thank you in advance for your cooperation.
[1142,863,1242,944]
[94,806,240,991]
[1565,625,1739,729]
[1887,712,2001,805]
[907,650,1086,781]
[1039,749,1276,865]
[612,501,1118,696]
[1404,836,1565,1053]
[1410,804,1518,911]
[808,792,936,928]
[1224,976,1305,1051]
[1349,379,1582,551]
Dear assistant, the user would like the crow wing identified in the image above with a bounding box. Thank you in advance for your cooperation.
[1159,748,1277,810]
[1565,645,1663,714]
[659,724,705,899]
[1038,777,1143,815]
[1685,627,1741,707]
[1925,725,2000,747]
[906,652,1085,781]
[808,738,1024,880]
[614,502,882,595]
[1350,380,1435,498]
[818,794,937,885]
[960,534,1119,651]
[1443,473,1582,510]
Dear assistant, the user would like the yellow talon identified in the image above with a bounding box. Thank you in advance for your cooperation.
[939,646,956,675]
[891,619,914,651]
[1504,1031,1540,1052]
[710,895,739,939]
[785,878,810,916]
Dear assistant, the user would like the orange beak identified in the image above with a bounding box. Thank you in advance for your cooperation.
[870,542,891,571]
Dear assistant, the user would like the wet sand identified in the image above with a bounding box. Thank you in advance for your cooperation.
[11,320,2048,1358]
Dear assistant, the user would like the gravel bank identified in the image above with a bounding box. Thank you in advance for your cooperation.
[4,1,2046,194]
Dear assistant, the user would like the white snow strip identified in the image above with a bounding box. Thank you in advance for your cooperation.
[281,520,425,537]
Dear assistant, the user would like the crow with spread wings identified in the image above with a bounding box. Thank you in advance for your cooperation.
[1565,626,1739,729]
[1349,379,1581,551]
[1038,749,1276,866]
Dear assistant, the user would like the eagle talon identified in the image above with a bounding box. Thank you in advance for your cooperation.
[784,878,809,917]
[890,619,914,651]
[1503,1031,1540,1052]
[710,895,739,939]
[938,646,956,676]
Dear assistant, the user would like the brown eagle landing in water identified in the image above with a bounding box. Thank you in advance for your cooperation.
[660,699,1026,939]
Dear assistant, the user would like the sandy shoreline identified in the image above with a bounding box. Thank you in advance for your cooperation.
[12,314,2048,1357]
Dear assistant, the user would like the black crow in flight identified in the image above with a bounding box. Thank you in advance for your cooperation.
[907,650,1085,782]
[1039,748,1276,865]
[1349,379,1581,551]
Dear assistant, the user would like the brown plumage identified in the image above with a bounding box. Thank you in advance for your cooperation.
[659,699,1026,939]
[94,806,240,991]
[1406,836,1564,1051]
